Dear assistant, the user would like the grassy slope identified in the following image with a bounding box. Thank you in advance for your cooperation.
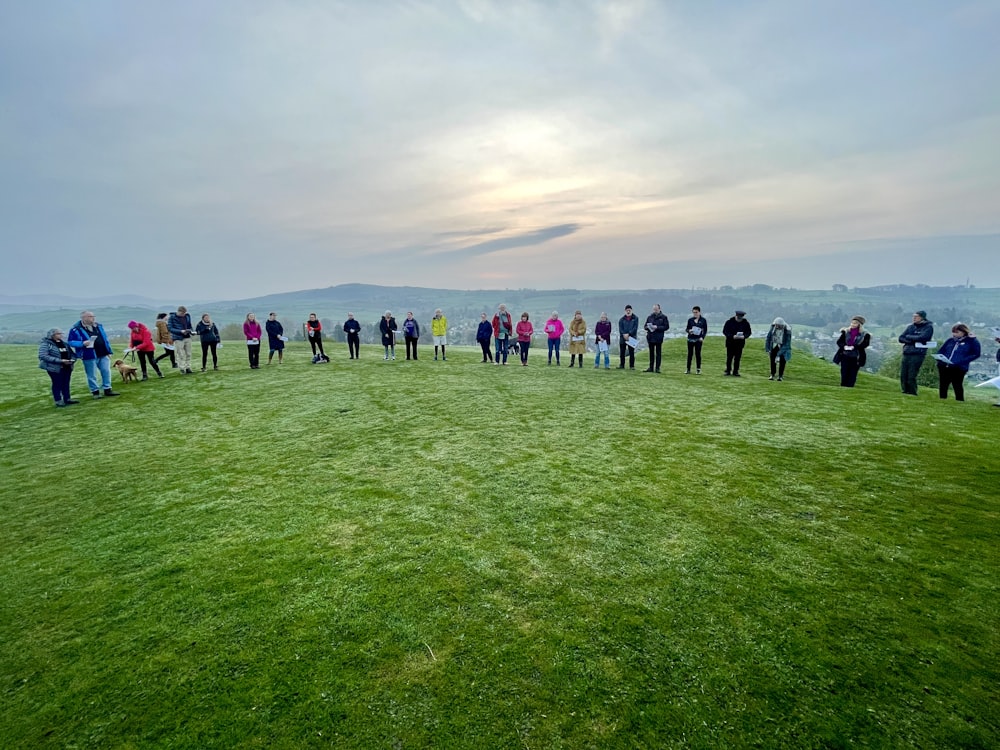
[1,341,997,749]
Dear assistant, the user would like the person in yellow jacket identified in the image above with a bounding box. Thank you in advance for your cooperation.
[431,309,448,361]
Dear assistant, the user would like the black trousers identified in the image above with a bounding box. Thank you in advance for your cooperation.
[769,347,787,377]
[840,356,861,387]
[726,340,745,374]
[686,340,702,370]
[619,341,634,368]
[479,339,493,361]
[247,344,260,368]
[309,335,325,356]
[647,341,662,371]
[937,363,966,401]
[405,336,418,360]
[201,342,218,368]
[137,349,161,377]
[154,348,175,366]
[347,333,360,358]
[900,354,924,394]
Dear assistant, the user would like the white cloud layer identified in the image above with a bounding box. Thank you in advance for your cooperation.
[1,0,998,299]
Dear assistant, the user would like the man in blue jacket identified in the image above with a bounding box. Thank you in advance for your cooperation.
[67,310,119,398]
[167,305,195,374]
[898,310,934,395]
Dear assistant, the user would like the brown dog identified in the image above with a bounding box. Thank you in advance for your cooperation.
[113,359,139,383]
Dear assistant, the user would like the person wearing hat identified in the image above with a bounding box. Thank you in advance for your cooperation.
[37,328,79,406]
[617,305,638,369]
[128,320,163,380]
[834,316,871,387]
[897,310,934,395]
[936,323,980,401]
[722,310,752,376]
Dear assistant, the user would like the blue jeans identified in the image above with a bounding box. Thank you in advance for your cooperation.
[547,338,561,363]
[495,337,509,364]
[594,347,609,367]
[82,356,113,392]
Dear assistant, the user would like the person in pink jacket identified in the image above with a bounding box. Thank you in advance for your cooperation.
[544,311,565,366]
[243,312,263,369]
[516,312,534,366]
[128,320,163,380]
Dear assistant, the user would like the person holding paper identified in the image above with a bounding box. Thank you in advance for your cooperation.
[722,310,752,376]
[266,312,285,364]
[994,332,1000,406]
[342,313,361,360]
[594,313,612,369]
[765,317,792,381]
[167,305,195,374]
[38,328,79,406]
[153,312,176,369]
[379,311,398,361]
[936,323,980,401]
[516,312,534,366]
[68,310,120,397]
[127,320,162,380]
[568,311,587,368]
[544,312,564,365]
[431,309,448,361]
[897,310,934,395]
[492,304,514,365]
[685,306,707,374]
[618,305,638,369]
[834,316,871,387]
[196,313,220,371]
[244,313,262,369]
[643,304,669,373]
[307,313,327,361]
[476,313,493,363]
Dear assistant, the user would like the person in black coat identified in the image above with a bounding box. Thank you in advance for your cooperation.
[897,310,934,395]
[343,313,362,359]
[722,310,751,376]
[643,304,669,373]
[685,306,707,374]
[476,313,493,363]
[379,311,398,361]
[266,312,285,364]
[834,316,871,387]
[195,314,220,371]
[617,305,638,369]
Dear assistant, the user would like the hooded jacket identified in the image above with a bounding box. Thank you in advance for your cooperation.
[67,320,113,361]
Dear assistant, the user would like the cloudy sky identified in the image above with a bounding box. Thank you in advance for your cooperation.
[2,0,998,301]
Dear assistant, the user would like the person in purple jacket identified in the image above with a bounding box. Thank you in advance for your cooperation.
[594,312,612,369]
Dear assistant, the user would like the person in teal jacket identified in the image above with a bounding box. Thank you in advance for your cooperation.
[765,317,792,381]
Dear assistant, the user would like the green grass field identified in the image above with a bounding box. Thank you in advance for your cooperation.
[2,340,997,748]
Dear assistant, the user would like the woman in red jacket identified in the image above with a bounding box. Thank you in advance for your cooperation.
[128,320,163,380]
[243,312,263,369]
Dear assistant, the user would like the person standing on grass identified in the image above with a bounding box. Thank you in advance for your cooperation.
[493,304,514,365]
[568,311,587,368]
[618,304,638,369]
[594,312,612,369]
[38,328,79,407]
[167,305,195,374]
[898,310,934,395]
[127,320,163,380]
[432,309,448,361]
[68,310,120,397]
[644,304,669,373]
[835,316,871,388]
[544,311,564,366]
[343,313,361,360]
[723,310,751,377]
[380,311,398,361]
[266,312,285,365]
[196,313,220,371]
[516,312,534,366]
[153,312,176,369]
[244,313,262,369]
[765,317,792,381]
[403,312,420,360]
[476,312,493,363]
[994,332,1000,407]
[936,323,980,402]
[685,306,707,374]
[306,313,327,361]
